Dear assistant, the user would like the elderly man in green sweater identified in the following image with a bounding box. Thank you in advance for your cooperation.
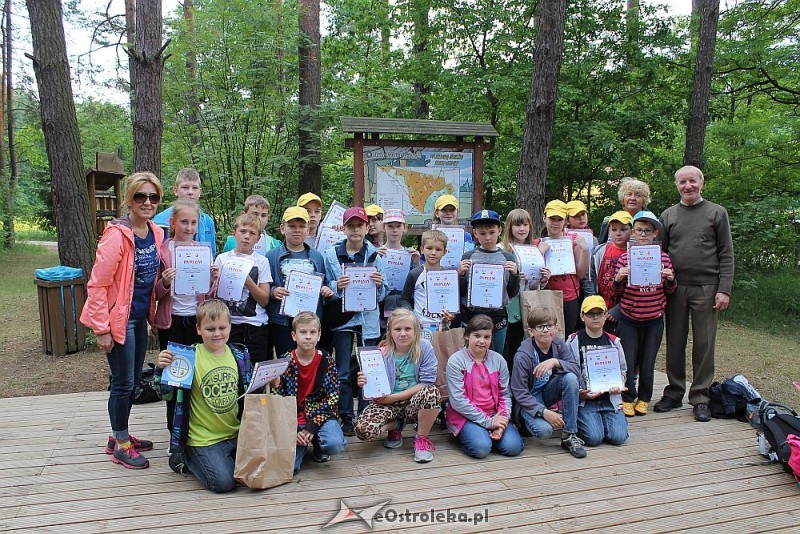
[653,165,734,422]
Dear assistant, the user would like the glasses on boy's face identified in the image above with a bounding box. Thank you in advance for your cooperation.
[583,311,606,319]
[633,228,654,236]
[132,192,161,204]
[533,323,558,333]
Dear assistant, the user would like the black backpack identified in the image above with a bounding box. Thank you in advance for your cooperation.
[108,363,162,404]
[754,401,800,474]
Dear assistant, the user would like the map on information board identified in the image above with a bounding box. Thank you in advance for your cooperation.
[363,146,473,227]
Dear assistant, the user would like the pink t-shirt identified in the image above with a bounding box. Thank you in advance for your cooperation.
[469,360,496,416]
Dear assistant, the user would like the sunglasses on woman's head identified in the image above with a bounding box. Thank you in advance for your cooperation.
[132,192,161,204]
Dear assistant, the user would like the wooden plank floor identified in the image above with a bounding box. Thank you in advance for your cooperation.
[1,373,797,533]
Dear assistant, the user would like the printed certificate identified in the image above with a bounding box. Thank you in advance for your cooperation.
[217,255,255,301]
[357,347,391,399]
[315,226,346,252]
[252,233,269,256]
[279,271,324,317]
[512,244,545,287]
[438,226,466,269]
[585,347,624,393]
[382,249,412,292]
[425,269,460,315]
[629,244,662,286]
[173,244,212,296]
[321,201,347,228]
[570,229,594,263]
[240,358,291,397]
[543,238,576,276]
[342,265,378,312]
[468,263,505,309]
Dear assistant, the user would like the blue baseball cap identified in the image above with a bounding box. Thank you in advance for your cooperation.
[632,210,662,231]
[470,209,502,227]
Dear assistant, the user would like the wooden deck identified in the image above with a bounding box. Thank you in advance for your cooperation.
[1,374,797,533]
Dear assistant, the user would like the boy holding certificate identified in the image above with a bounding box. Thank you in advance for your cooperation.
[566,296,629,447]
[265,207,333,359]
[322,206,387,435]
[153,168,217,256]
[273,312,347,473]
[297,192,325,248]
[589,210,632,314]
[458,210,520,355]
[156,300,252,493]
[213,213,273,363]
[400,229,458,331]
[611,211,677,417]
[222,195,281,255]
[510,306,586,459]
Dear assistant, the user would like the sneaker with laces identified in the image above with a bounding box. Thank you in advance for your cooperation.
[634,400,649,416]
[112,441,150,469]
[413,434,435,463]
[384,428,403,449]
[561,433,587,459]
[621,401,635,417]
[341,418,355,437]
[105,434,154,454]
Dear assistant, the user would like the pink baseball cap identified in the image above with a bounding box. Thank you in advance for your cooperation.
[383,209,406,224]
[342,207,368,225]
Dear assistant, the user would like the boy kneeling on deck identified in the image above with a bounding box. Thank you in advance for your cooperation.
[156,299,252,493]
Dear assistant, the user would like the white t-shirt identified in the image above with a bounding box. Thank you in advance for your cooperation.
[214,250,273,326]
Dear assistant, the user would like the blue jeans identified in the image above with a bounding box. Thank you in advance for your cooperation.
[577,398,628,446]
[332,330,378,421]
[106,317,148,439]
[186,437,238,493]
[457,420,524,459]
[520,372,580,438]
[294,419,347,473]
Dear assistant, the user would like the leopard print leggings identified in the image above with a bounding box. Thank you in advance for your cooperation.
[354,385,441,441]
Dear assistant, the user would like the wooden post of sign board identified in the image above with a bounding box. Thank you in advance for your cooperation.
[473,136,484,211]
[354,133,365,207]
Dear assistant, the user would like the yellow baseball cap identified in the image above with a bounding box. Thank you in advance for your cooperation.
[566,200,588,217]
[608,210,633,225]
[434,194,458,210]
[365,204,384,217]
[581,295,607,313]
[282,206,310,222]
[297,192,322,207]
[544,200,568,218]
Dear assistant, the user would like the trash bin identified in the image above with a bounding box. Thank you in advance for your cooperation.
[34,267,87,356]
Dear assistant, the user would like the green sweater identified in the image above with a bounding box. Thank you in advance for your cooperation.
[659,199,734,295]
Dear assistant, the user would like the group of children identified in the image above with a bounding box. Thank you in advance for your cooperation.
[125,168,678,493]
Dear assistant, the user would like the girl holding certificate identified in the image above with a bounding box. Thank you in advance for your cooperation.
[611,211,677,417]
[535,200,589,336]
[154,200,218,433]
[354,309,441,463]
[501,209,551,368]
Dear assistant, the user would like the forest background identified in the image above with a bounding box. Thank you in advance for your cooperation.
[0,1,798,347]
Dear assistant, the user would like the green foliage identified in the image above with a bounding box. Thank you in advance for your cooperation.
[724,266,800,337]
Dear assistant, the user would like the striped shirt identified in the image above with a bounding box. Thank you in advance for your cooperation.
[612,251,678,321]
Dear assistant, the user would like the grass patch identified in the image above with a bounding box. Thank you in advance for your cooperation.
[722,266,800,338]
[4,219,58,241]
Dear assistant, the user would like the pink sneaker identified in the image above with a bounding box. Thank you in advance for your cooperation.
[105,434,154,454]
[111,441,150,469]
[414,434,435,463]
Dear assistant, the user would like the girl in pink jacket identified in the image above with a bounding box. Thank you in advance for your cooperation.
[81,172,165,470]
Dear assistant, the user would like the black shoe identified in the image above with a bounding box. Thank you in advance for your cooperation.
[653,397,683,413]
[341,418,355,437]
[561,433,587,459]
[693,403,711,422]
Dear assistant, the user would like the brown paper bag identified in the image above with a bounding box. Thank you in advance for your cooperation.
[431,328,466,402]
[519,290,565,340]
[234,393,296,489]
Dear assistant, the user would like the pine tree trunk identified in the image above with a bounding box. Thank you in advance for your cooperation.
[5,0,18,247]
[684,0,720,169]
[129,0,166,177]
[298,0,322,196]
[516,0,567,236]
[124,0,135,112]
[412,0,430,119]
[25,0,95,274]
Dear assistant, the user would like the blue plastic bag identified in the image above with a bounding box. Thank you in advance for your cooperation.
[34,266,84,281]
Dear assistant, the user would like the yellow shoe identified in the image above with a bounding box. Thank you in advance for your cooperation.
[634,400,649,416]
[621,401,635,417]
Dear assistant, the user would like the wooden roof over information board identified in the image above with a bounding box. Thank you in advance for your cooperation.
[340,116,499,138]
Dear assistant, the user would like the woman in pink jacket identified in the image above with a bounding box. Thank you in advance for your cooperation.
[81,172,165,470]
